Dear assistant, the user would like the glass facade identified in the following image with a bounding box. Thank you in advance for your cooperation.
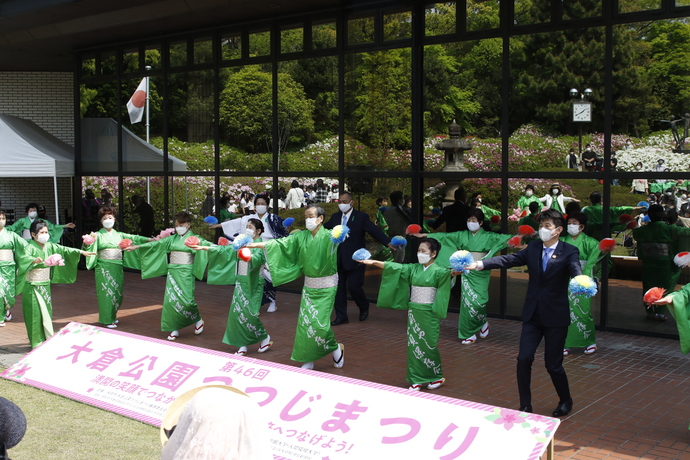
[75,0,690,338]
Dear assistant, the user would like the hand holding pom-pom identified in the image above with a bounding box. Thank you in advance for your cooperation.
[330,225,350,244]
[449,250,474,273]
[184,236,200,247]
[406,224,421,235]
[238,247,252,262]
[352,248,371,261]
[390,236,407,247]
[45,254,65,267]
[82,232,97,246]
[204,216,218,225]
[674,252,690,268]
[283,217,295,228]
[568,275,598,298]
[637,201,650,210]
[643,287,666,305]
[598,238,616,253]
[518,225,535,237]
[507,235,523,248]
[232,233,253,250]
[217,237,230,246]
[118,239,132,250]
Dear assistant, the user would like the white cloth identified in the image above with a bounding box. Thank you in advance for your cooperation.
[285,187,305,209]
[220,214,279,241]
[161,388,271,460]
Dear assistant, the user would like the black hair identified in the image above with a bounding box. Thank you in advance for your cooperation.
[30,219,48,236]
[254,194,269,206]
[538,208,565,230]
[525,184,534,192]
[26,203,39,213]
[589,191,602,205]
[528,201,540,214]
[454,186,466,202]
[567,212,588,227]
[340,191,354,201]
[418,237,440,258]
[98,206,117,221]
[467,208,485,223]
[247,218,264,235]
[291,180,300,188]
[174,211,191,224]
[389,190,404,206]
[648,204,665,222]
[376,196,387,206]
[565,201,581,215]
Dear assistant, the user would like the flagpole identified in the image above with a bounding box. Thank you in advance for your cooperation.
[145,66,151,204]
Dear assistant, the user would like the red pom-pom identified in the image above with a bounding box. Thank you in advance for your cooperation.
[184,236,200,247]
[598,238,616,252]
[625,220,638,230]
[490,215,501,224]
[618,214,633,223]
[508,235,522,248]
[218,237,230,246]
[674,252,690,267]
[518,225,535,236]
[406,224,422,235]
[118,239,132,250]
[238,247,252,262]
[520,210,528,217]
[643,287,666,305]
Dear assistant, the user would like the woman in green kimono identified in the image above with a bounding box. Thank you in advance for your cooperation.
[83,206,150,328]
[191,218,273,355]
[516,185,541,213]
[246,205,344,371]
[0,210,29,326]
[11,203,75,243]
[126,212,209,341]
[561,212,601,356]
[357,237,450,391]
[414,209,511,344]
[17,219,95,348]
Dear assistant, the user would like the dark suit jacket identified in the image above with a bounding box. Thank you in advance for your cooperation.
[430,201,469,232]
[324,209,390,271]
[481,240,581,327]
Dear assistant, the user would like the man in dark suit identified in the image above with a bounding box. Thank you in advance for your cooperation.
[430,186,469,232]
[324,191,394,325]
[468,209,581,417]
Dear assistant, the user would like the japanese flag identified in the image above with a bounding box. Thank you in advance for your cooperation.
[126,77,147,124]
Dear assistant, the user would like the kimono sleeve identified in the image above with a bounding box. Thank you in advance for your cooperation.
[486,233,511,258]
[428,232,464,270]
[376,262,414,310]
[431,266,451,319]
[51,244,82,284]
[206,245,237,285]
[581,238,602,277]
[47,220,65,244]
[668,285,690,354]
[83,236,99,270]
[119,233,149,270]
[138,237,172,279]
[265,235,304,286]
[192,236,211,281]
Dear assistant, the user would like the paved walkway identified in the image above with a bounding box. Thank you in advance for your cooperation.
[1,270,689,459]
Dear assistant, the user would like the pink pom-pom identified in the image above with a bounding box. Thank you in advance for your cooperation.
[45,254,65,267]
[406,224,422,235]
[598,238,616,252]
[674,252,690,267]
[518,225,535,236]
[507,235,523,248]
[218,237,230,246]
[643,287,666,305]
[618,214,633,223]
[118,239,132,250]
[507,215,519,222]
[238,247,252,262]
[490,215,501,224]
[82,233,96,246]
[184,236,200,247]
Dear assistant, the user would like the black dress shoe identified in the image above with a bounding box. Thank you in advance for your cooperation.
[359,309,369,321]
[331,318,349,326]
[552,399,573,417]
[519,405,532,413]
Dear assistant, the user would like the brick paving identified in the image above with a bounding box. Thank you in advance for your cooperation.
[1,269,690,459]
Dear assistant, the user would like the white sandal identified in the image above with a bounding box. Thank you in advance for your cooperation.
[167,330,179,341]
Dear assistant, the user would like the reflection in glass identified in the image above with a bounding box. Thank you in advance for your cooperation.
[619,0,661,12]
[122,48,139,73]
[312,21,336,49]
[348,15,375,45]
[563,0,602,20]
[101,51,116,75]
[221,34,242,60]
[82,176,119,233]
[168,176,216,241]
[81,55,96,78]
[193,38,213,65]
[425,3,456,36]
[281,26,303,54]
[145,44,161,69]
[466,0,499,31]
[169,41,187,67]
[249,30,271,57]
[514,0,550,25]
[383,10,412,40]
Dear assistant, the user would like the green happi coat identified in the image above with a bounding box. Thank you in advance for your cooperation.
[516,195,541,212]
[206,240,269,347]
[17,241,82,348]
[137,232,209,332]
[0,228,28,320]
[265,228,339,362]
[84,229,148,325]
[665,283,690,355]
[561,233,601,348]
[377,261,450,385]
[11,217,65,244]
[430,229,510,338]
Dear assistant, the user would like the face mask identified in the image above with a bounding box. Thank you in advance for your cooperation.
[37,233,50,244]
[28,211,38,219]
[659,161,664,165]
[525,190,533,197]
[552,189,559,195]
[255,205,268,215]
[102,219,115,229]
[476,198,482,203]
[666,192,673,196]
[417,253,431,265]
[245,228,255,236]
[636,166,642,170]
[338,203,351,213]
[567,224,581,236]
[305,217,320,231]
[467,222,481,232]
[175,226,189,236]
[539,227,555,242]
[585,148,590,152]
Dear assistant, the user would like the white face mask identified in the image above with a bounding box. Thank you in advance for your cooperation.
[28,211,38,219]
[467,222,481,232]
[539,227,556,242]
[525,190,533,197]
[417,253,431,265]
[666,192,673,196]
[338,203,351,213]
[175,226,189,236]
[245,227,255,236]
[636,166,642,170]
[682,194,687,200]
[255,205,268,215]
[305,217,320,231]
[552,189,559,195]
[567,224,581,236]
[476,198,482,203]
[37,233,50,244]
[102,219,115,229]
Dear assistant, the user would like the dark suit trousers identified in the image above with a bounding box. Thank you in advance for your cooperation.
[517,317,571,407]
[333,263,368,321]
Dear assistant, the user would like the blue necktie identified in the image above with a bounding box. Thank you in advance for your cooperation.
[542,247,552,271]
[342,213,348,227]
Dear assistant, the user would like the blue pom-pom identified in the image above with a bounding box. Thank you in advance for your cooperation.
[352,248,372,261]
[379,206,387,212]
[232,233,253,250]
[637,201,650,209]
[283,217,295,227]
[449,250,474,273]
[330,225,350,244]
[641,215,650,223]
[431,208,441,215]
[569,275,598,298]
[391,236,407,247]
[204,216,218,224]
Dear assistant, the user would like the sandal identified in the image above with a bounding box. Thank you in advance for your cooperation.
[257,339,273,353]
[333,343,345,368]
[461,335,476,345]
[194,319,204,335]
[5,311,11,321]
[235,347,247,356]
[408,384,422,391]
[584,345,597,355]
[167,330,179,341]
[563,349,570,356]
[428,378,445,390]
[479,322,490,339]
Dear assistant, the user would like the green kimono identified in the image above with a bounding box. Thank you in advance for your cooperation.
[430,229,510,338]
[137,232,209,332]
[633,222,690,316]
[480,205,501,219]
[376,207,389,236]
[518,214,540,233]
[219,208,236,222]
[377,262,450,385]
[84,229,148,325]
[666,284,690,355]
[0,228,28,320]
[561,233,600,348]
[17,240,82,348]
[582,203,635,240]
[516,195,541,212]
[11,217,66,244]
[206,240,269,348]
[265,228,339,362]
